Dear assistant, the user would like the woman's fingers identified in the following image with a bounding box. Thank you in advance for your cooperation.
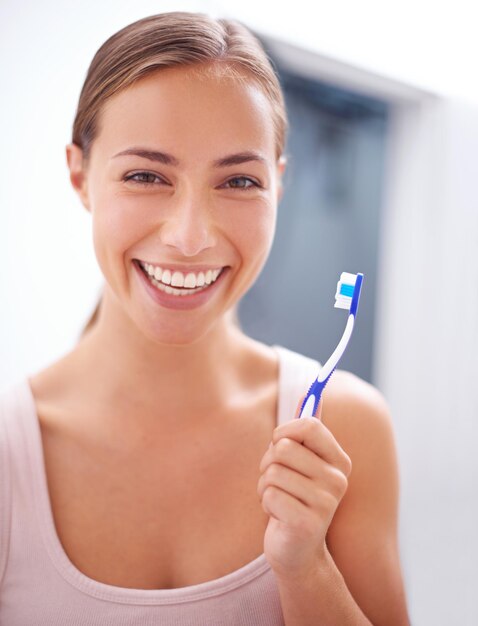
[260,436,321,478]
[269,416,352,478]
[257,453,348,508]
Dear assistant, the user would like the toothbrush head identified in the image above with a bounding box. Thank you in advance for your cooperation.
[334,272,364,316]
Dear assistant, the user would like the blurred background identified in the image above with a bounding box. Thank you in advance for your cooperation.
[1,1,477,623]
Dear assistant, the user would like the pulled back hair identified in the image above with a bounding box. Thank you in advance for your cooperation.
[73,11,288,338]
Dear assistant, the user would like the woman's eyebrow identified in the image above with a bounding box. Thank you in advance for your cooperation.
[112,148,267,167]
[213,151,267,167]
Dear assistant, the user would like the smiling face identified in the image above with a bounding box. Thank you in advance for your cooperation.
[67,63,285,345]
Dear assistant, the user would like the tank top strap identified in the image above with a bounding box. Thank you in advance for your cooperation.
[273,345,321,426]
[0,381,19,588]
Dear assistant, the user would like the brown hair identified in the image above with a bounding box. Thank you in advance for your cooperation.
[73,11,288,338]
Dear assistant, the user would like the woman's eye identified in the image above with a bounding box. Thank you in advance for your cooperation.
[223,176,260,190]
[124,172,165,186]
[123,173,260,190]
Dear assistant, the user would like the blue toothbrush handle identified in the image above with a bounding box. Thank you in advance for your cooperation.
[298,367,336,419]
[298,273,363,420]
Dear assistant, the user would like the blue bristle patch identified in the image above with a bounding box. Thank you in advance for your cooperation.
[339,283,354,298]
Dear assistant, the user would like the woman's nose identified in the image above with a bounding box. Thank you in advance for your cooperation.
[159,194,216,257]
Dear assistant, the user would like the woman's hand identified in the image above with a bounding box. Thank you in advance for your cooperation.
[257,396,352,579]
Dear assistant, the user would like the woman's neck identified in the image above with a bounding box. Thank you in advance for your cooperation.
[70,291,272,433]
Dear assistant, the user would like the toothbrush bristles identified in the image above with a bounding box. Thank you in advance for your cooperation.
[334,272,357,310]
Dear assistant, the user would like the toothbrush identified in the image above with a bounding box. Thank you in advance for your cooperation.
[298,272,364,419]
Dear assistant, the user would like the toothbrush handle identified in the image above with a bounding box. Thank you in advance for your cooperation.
[297,313,355,420]
[298,367,336,419]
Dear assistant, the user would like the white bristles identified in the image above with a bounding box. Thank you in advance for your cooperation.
[339,272,357,285]
[334,272,357,310]
[335,298,351,310]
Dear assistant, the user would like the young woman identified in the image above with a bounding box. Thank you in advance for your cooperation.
[0,11,410,625]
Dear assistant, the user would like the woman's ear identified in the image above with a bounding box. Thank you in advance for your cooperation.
[276,155,287,203]
[65,143,91,212]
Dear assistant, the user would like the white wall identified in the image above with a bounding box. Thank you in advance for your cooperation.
[266,32,478,622]
[374,97,478,625]
[2,1,478,624]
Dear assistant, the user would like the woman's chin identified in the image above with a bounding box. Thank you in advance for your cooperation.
[140,316,220,347]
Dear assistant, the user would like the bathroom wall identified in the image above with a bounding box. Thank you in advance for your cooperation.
[239,63,389,383]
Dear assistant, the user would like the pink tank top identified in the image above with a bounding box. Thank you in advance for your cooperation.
[0,345,319,625]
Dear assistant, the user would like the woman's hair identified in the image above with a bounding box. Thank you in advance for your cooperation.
[74,11,288,339]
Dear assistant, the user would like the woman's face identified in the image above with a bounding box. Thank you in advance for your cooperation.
[67,64,285,344]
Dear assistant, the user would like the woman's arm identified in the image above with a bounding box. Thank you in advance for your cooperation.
[258,370,410,625]
[320,371,410,625]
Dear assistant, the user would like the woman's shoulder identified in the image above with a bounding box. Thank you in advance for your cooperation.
[272,344,393,428]
[321,369,398,496]
[273,345,394,436]
[323,368,394,437]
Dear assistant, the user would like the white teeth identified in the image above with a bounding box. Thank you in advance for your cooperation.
[139,261,223,291]
[171,271,184,287]
[184,273,197,288]
[147,274,210,296]
[161,269,172,285]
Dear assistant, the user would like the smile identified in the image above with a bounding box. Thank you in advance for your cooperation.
[137,260,225,297]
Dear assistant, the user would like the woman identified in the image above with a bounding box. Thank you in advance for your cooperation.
[0,11,410,625]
